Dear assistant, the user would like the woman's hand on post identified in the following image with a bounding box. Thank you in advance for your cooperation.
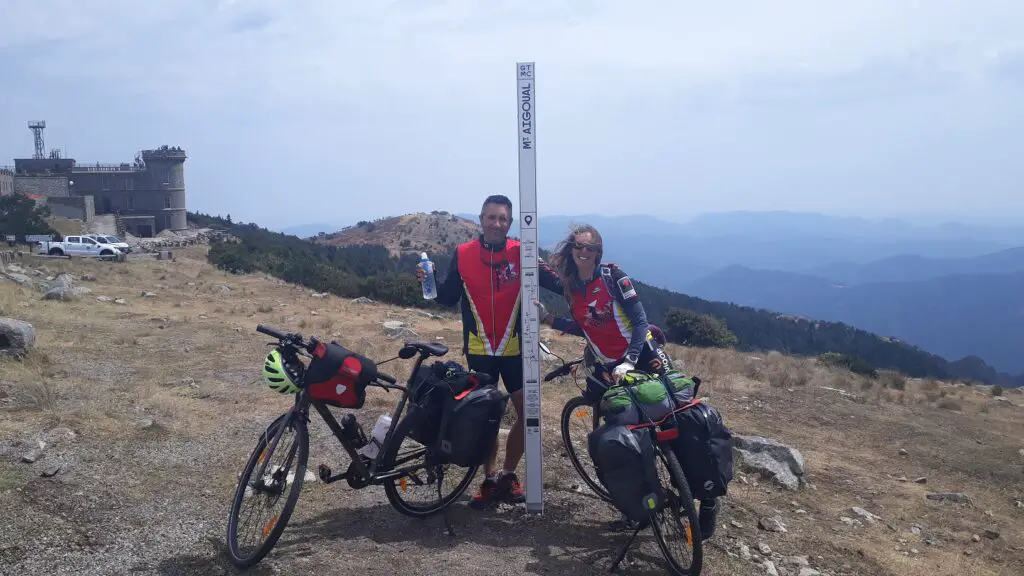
[533,298,550,325]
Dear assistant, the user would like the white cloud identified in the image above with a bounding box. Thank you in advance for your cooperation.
[1,1,1023,226]
[8,1,1023,103]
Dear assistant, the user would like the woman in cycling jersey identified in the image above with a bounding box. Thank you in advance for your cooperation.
[538,224,673,380]
[537,224,718,540]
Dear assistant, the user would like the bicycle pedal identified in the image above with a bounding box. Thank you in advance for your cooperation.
[317,463,333,482]
[317,462,348,484]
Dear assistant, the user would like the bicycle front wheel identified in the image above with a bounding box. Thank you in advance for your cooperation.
[226,412,309,568]
[650,447,703,575]
[560,396,610,502]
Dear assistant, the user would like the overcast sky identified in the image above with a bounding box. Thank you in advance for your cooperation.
[1,1,1022,230]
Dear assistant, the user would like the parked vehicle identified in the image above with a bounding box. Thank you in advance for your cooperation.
[85,234,132,253]
[38,235,123,258]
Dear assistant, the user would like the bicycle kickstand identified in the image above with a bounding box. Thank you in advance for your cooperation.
[439,474,457,538]
[608,525,642,573]
[443,505,457,538]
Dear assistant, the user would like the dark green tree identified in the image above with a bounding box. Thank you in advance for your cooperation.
[664,308,738,348]
[0,195,56,239]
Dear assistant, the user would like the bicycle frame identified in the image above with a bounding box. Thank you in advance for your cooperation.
[316,352,440,486]
[251,351,436,492]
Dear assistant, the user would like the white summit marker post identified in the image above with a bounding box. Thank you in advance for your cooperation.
[517,61,543,513]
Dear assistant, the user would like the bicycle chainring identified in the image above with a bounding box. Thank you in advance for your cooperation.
[344,459,371,489]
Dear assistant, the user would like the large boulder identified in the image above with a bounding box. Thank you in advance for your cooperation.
[41,273,91,301]
[0,318,36,358]
[733,434,807,490]
[381,320,418,340]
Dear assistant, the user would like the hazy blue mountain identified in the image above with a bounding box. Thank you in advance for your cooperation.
[448,209,1024,287]
[278,223,351,239]
[682,211,1024,245]
[685,266,1024,374]
[804,247,1024,285]
[262,210,1024,383]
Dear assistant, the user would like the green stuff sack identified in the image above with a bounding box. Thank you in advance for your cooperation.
[601,370,698,426]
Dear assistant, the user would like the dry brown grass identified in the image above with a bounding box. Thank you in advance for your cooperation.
[1,248,1022,576]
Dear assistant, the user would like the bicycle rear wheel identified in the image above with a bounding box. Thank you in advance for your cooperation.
[381,412,478,519]
[650,447,703,575]
[559,396,610,502]
[226,412,309,568]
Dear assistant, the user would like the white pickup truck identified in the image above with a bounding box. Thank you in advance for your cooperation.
[84,234,132,254]
[38,235,124,258]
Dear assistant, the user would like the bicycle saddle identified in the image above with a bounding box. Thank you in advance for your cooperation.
[403,341,449,358]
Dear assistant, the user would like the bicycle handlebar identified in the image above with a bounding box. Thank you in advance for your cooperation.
[257,324,397,384]
[256,324,288,340]
[257,323,315,351]
[543,358,585,382]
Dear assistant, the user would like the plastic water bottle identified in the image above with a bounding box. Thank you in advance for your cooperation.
[419,252,437,300]
[358,414,392,460]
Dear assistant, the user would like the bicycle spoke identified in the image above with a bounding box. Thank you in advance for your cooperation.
[232,422,302,556]
[389,447,428,468]
[382,414,478,517]
[561,397,610,501]
[650,449,701,575]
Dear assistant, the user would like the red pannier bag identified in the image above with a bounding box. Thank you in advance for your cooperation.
[303,340,378,409]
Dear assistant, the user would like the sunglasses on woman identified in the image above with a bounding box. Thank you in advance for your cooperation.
[572,242,601,253]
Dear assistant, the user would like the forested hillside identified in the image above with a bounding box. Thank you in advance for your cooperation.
[686,265,1024,377]
[188,212,1017,385]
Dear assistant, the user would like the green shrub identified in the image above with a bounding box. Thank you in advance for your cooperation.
[664,308,738,348]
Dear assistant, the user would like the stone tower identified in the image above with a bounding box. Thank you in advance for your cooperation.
[140,146,187,231]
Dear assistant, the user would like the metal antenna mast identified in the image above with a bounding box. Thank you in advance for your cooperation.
[28,121,46,159]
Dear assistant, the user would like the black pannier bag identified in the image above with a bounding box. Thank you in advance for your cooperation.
[407,361,468,446]
[588,423,665,526]
[406,359,507,466]
[671,401,734,500]
[434,372,508,467]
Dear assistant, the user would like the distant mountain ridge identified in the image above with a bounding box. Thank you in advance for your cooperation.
[191,209,1019,387]
[277,223,352,239]
[685,266,1024,375]
[290,209,1024,382]
[803,246,1024,284]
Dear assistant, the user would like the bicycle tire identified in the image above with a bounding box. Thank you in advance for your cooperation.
[559,396,611,502]
[226,412,309,568]
[650,447,703,576]
[381,412,478,519]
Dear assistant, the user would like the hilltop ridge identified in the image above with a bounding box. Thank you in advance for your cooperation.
[315,212,480,257]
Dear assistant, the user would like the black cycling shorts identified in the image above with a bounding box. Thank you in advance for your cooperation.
[466,354,524,394]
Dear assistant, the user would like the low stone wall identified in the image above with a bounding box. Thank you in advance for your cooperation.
[130,231,223,251]
[0,250,26,266]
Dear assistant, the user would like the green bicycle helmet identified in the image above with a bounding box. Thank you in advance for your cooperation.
[263,349,301,394]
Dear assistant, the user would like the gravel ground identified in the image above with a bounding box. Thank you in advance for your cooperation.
[3,251,1023,576]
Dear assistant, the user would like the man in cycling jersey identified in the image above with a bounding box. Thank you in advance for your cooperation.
[417,194,563,508]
